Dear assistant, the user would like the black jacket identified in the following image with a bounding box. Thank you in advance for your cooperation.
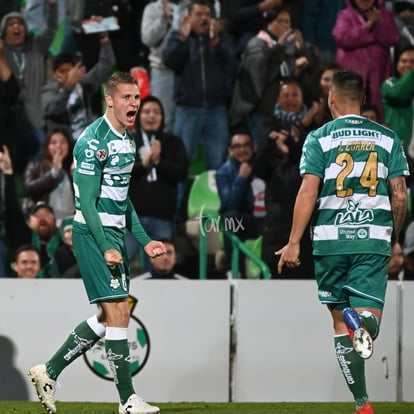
[129,130,188,221]
[163,30,238,107]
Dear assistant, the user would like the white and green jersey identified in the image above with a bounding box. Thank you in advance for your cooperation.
[73,115,136,234]
[300,115,409,256]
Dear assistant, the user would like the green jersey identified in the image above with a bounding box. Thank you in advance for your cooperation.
[72,115,152,254]
[300,115,409,256]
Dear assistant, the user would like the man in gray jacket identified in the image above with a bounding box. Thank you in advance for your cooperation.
[42,31,115,140]
[141,0,188,133]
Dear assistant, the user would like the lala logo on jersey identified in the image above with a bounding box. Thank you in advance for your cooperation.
[335,199,373,241]
[96,149,107,161]
[334,198,374,226]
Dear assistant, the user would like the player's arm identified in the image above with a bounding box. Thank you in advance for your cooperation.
[126,198,151,247]
[126,198,167,258]
[389,175,407,244]
[276,173,320,274]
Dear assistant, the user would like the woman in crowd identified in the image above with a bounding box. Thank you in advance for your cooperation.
[127,95,189,270]
[332,0,399,122]
[23,128,75,227]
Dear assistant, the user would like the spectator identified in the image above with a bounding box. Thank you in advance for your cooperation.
[42,32,116,139]
[141,0,188,133]
[24,0,66,36]
[0,1,58,173]
[128,95,188,270]
[300,0,345,64]
[382,46,414,164]
[11,244,42,278]
[361,102,381,122]
[64,1,122,117]
[136,239,188,279]
[382,45,414,216]
[392,0,414,62]
[216,131,263,276]
[54,214,81,278]
[163,0,238,171]
[0,37,19,278]
[332,0,399,123]
[0,38,19,150]
[253,78,314,278]
[388,240,405,279]
[64,0,90,55]
[270,78,307,129]
[0,2,20,22]
[297,62,342,135]
[23,128,75,227]
[226,0,283,57]
[402,220,414,279]
[229,5,310,145]
[1,145,63,278]
[64,0,143,79]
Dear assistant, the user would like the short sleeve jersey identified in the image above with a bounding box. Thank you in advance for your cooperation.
[72,115,136,233]
[300,115,409,256]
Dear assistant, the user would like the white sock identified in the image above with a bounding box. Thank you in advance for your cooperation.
[86,315,106,337]
[105,327,128,340]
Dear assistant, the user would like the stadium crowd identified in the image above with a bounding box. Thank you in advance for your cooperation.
[0,0,413,280]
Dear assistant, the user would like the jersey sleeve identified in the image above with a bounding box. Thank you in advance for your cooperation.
[299,131,325,178]
[126,199,152,247]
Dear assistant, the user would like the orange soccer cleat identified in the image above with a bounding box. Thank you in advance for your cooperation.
[355,402,374,414]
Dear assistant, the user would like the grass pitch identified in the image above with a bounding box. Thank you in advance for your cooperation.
[1,401,414,414]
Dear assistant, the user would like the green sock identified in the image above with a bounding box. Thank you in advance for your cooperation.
[359,311,379,340]
[105,338,134,404]
[334,335,369,410]
[46,320,101,380]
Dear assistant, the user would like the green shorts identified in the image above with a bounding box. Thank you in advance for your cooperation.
[73,228,130,304]
[314,254,389,311]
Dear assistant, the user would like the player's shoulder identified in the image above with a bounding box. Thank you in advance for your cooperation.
[317,115,395,137]
[76,117,105,140]
[74,117,112,159]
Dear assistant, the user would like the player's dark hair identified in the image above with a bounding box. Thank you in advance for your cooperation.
[52,52,83,71]
[332,70,364,103]
[188,0,214,16]
[14,244,40,262]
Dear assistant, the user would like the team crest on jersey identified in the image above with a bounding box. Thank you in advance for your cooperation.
[96,149,107,161]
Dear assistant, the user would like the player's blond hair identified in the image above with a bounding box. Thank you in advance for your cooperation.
[104,72,138,96]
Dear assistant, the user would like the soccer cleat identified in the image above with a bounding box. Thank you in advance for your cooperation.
[355,402,374,414]
[342,307,373,359]
[27,364,57,413]
[119,394,160,414]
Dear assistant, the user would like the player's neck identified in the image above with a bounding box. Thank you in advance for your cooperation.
[333,105,361,119]
[105,113,127,135]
